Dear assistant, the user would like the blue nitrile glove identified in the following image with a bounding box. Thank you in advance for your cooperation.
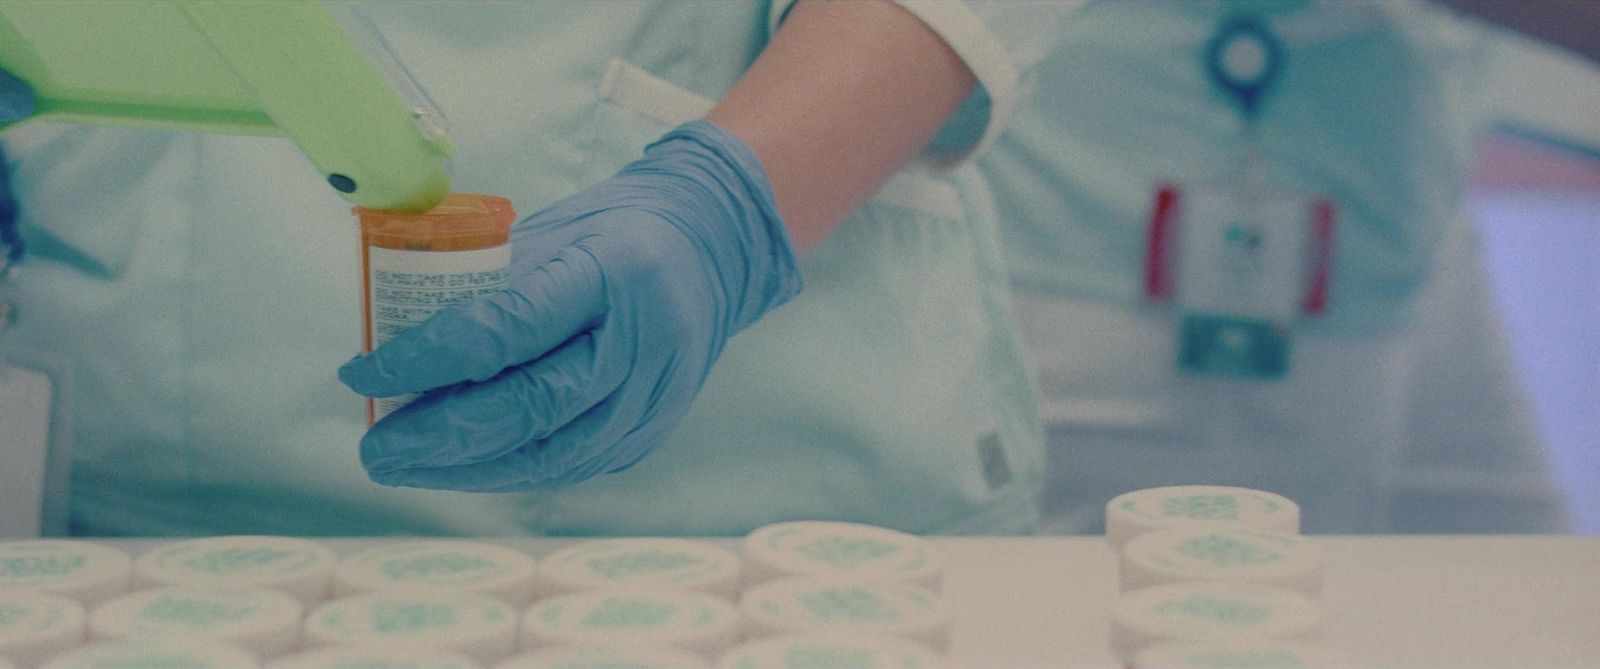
[0,67,36,123]
[0,67,31,268]
[338,121,803,491]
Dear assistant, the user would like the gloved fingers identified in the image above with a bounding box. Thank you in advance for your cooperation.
[544,429,661,485]
[366,446,561,492]
[508,304,701,482]
[368,317,688,492]
[376,391,655,492]
[359,332,621,474]
[339,245,606,397]
[524,383,683,482]
[372,424,660,493]
[0,67,36,122]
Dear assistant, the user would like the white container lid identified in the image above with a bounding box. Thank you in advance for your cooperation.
[1105,486,1300,550]
[39,640,260,669]
[303,589,517,665]
[334,541,537,606]
[267,644,484,669]
[89,585,303,657]
[739,577,948,650]
[538,539,742,598]
[715,633,944,669]
[1133,641,1356,668]
[496,645,710,669]
[1120,527,1323,595]
[0,591,85,667]
[743,522,942,590]
[1111,582,1322,662]
[135,535,338,607]
[521,588,740,658]
[0,541,132,605]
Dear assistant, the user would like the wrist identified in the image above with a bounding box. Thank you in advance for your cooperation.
[630,121,804,333]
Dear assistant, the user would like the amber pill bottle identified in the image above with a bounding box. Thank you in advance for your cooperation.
[354,193,515,423]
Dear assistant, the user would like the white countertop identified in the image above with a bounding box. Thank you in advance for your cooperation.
[937,536,1600,668]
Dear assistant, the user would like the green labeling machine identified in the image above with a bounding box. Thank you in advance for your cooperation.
[0,0,452,212]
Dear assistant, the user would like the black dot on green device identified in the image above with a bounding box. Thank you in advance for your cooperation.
[328,173,357,193]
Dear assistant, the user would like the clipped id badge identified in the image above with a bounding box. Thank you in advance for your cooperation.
[1141,14,1336,380]
[1146,184,1334,379]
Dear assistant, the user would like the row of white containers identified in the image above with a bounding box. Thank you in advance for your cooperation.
[0,521,947,669]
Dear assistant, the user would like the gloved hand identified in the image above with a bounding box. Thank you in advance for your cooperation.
[1,66,31,271]
[0,66,35,123]
[338,121,803,491]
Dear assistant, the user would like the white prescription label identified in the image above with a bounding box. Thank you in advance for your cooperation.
[366,245,510,419]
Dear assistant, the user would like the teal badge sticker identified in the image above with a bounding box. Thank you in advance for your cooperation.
[1178,313,1289,379]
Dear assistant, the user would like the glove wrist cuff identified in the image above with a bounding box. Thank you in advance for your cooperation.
[641,120,804,333]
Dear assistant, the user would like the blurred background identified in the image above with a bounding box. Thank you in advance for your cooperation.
[1472,129,1600,535]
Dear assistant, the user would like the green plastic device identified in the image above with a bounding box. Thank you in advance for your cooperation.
[0,0,451,212]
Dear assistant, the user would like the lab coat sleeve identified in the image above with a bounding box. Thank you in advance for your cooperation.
[768,0,1086,167]
[1390,207,1572,533]
[1482,21,1600,155]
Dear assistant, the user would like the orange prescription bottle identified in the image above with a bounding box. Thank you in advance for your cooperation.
[355,193,516,424]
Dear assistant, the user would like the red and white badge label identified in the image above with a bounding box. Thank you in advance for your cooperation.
[1144,184,1336,320]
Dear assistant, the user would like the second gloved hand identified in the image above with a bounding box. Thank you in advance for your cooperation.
[338,121,802,491]
[0,66,35,123]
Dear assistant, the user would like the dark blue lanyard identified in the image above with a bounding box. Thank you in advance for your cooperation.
[1204,15,1285,124]
[0,147,20,268]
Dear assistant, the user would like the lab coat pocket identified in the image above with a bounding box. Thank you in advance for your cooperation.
[593,58,968,222]
[591,58,1039,530]
[752,186,1044,530]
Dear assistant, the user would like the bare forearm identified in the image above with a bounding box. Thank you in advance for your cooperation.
[707,0,976,253]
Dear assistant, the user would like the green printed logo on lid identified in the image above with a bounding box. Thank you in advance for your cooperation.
[694,607,717,628]
[1161,494,1240,521]
[1181,649,1303,667]
[794,537,900,568]
[580,598,676,630]
[142,596,262,628]
[0,554,87,579]
[0,600,65,633]
[323,659,469,669]
[1155,593,1270,625]
[382,553,493,581]
[1175,533,1284,566]
[587,550,701,579]
[787,647,875,669]
[184,547,295,575]
[798,587,899,622]
[0,602,31,626]
[539,602,567,626]
[90,651,213,669]
[370,602,457,633]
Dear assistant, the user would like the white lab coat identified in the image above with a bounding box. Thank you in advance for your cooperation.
[982,0,1576,533]
[0,0,1084,536]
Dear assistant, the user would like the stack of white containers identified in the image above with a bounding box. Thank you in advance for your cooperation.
[0,523,948,669]
[1,540,132,667]
[1105,485,1356,668]
[724,521,947,668]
